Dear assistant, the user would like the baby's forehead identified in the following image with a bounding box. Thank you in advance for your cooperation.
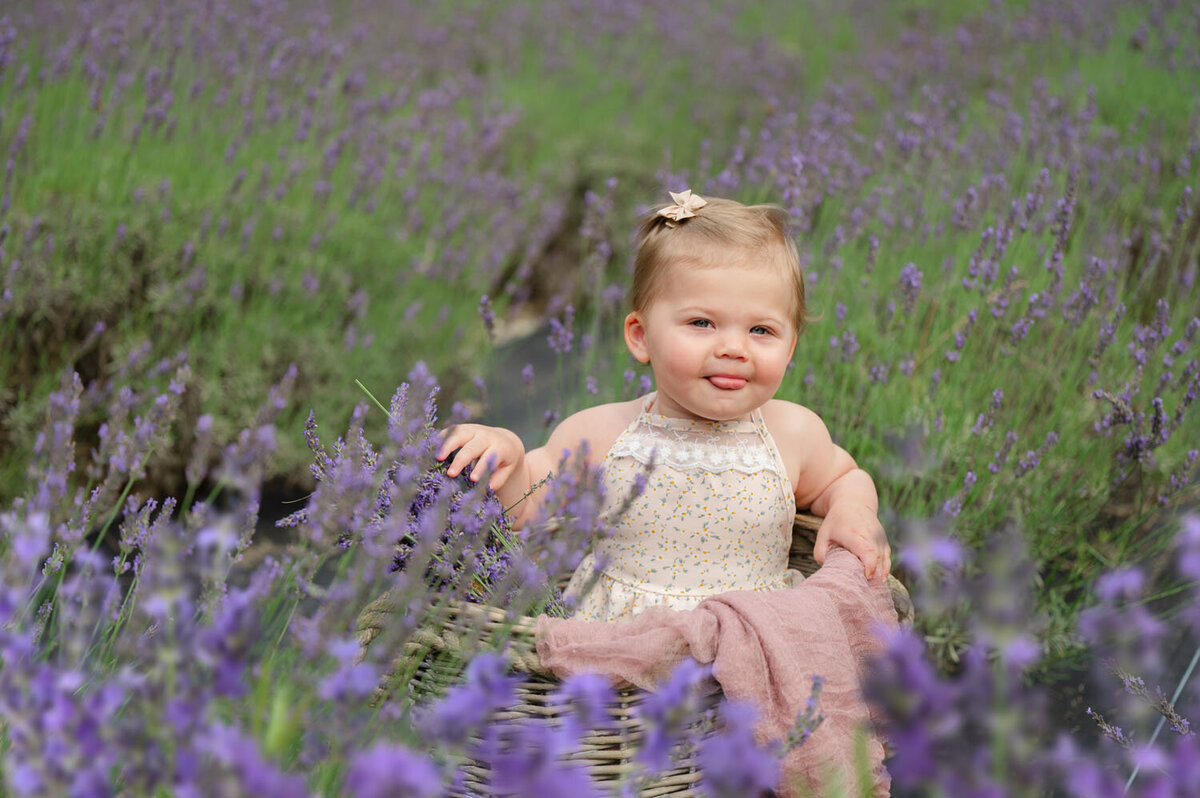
[653,259,797,313]
[662,236,786,268]
[661,245,793,284]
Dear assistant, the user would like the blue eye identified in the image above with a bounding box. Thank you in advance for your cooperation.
[750,325,772,335]
[690,319,713,328]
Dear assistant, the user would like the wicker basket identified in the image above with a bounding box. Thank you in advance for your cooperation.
[355,512,913,796]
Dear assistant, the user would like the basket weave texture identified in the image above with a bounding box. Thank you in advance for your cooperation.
[355,512,913,796]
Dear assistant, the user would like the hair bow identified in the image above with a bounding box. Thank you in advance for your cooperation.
[656,189,708,226]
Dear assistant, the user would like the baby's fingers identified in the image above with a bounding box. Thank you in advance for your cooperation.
[863,537,892,580]
[444,437,489,479]
[834,531,883,580]
[859,546,880,579]
[436,426,474,461]
[812,529,830,565]
[870,528,891,579]
[467,451,502,483]
[475,458,518,489]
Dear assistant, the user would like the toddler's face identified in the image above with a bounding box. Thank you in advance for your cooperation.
[625,254,798,422]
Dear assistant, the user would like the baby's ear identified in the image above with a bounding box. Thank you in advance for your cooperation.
[624,312,651,363]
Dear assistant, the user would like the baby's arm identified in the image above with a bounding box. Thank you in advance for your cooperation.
[807,458,890,578]
[774,404,891,579]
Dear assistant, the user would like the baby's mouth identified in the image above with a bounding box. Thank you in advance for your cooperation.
[707,375,747,390]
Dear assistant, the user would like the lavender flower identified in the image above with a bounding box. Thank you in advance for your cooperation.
[477,721,600,797]
[317,638,379,701]
[971,389,1004,435]
[636,658,713,774]
[987,430,1019,474]
[422,653,521,747]
[830,330,860,362]
[478,293,495,341]
[697,701,780,797]
[343,743,442,798]
[553,672,617,741]
[389,462,510,603]
[869,361,890,384]
[897,262,923,313]
[547,305,576,354]
[198,724,309,796]
[1015,431,1058,477]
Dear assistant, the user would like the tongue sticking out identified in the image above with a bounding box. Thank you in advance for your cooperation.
[708,376,747,390]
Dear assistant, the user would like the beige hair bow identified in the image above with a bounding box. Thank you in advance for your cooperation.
[656,189,708,226]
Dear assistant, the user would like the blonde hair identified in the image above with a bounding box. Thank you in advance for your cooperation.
[631,195,808,333]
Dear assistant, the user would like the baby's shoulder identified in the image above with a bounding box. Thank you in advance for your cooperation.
[759,398,828,439]
[760,400,837,490]
[545,399,643,463]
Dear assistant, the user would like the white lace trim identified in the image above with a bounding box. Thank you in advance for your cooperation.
[566,560,804,622]
[607,417,782,476]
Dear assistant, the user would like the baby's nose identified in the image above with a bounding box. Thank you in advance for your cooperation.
[715,333,748,358]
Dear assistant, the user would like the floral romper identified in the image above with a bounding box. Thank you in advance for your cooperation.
[564,392,801,622]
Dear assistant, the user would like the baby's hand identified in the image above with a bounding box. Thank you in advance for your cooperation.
[812,502,891,580]
[436,424,525,492]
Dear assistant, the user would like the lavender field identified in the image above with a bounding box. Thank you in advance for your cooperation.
[2,0,1200,794]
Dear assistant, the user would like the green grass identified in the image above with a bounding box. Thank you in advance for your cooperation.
[0,27,519,493]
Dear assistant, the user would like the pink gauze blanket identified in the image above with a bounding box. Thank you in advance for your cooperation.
[534,546,897,797]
